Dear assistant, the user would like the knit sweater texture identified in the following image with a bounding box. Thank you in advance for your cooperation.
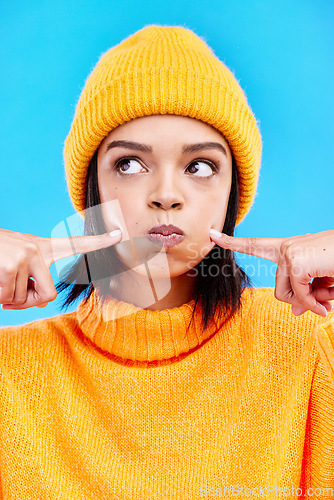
[0,287,334,499]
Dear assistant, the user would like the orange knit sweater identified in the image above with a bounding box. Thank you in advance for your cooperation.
[0,287,334,499]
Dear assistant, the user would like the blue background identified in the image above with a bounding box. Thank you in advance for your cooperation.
[1,0,333,326]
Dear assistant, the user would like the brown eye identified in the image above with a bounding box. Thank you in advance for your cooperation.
[187,161,217,177]
[115,158,145,175]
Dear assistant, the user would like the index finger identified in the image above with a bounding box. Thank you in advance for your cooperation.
[49,230,122,264]
[209,230,284,263]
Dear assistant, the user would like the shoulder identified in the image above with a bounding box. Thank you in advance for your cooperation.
[239,286,334,359]
[0,309,80,373]
[0,309,78,339]
[241,286,334,332]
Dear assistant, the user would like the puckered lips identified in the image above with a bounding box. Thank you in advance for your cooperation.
[146,224,185,248]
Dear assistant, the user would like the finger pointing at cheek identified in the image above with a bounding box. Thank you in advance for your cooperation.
[209,229,284,263]
[209,229,334,318]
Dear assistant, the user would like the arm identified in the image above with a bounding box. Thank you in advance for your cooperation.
[300,317,334,494]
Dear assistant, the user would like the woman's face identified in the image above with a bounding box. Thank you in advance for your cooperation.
[97,115,233,278]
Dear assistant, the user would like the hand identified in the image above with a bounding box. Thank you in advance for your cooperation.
[0,228,122,310]
[209,229,334,317]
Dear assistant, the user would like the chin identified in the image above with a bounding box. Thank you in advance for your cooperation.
[132,258,192,280]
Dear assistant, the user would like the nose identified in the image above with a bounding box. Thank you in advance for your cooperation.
[147,170,185,210]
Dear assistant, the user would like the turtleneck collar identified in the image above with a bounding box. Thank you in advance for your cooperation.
[76,288,228,362]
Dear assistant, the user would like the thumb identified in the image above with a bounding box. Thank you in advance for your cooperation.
[49,229,122,264]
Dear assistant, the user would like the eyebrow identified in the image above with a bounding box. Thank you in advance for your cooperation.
[105,139,227,156]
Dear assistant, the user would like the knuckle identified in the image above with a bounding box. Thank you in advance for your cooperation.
[0,258,29,278]
[284,244,296,261]
[15,297,26,304]
[2,266,17,278]
[274,287,293,304]
[49,292,57,302]
[220,234,233,248]
[280,239,290,251]
[14,250,28,266]
[1,294,14,304]
[36,302,48,309]
[285,246,304,267]
[280,239,293,256]
[45,289,57,303]
[25,242,39,256]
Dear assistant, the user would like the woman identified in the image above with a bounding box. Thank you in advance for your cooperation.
[0,25,334,499]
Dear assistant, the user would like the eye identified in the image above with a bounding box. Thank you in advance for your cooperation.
[186,160,218,177]
[114,157,218,177]
[114,157,146,175]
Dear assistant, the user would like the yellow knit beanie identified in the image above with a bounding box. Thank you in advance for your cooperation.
[64,25,262,225]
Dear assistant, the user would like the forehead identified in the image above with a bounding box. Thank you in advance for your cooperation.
[100,115,230,151]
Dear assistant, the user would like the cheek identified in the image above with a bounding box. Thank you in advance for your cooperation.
[187,189,230,240]
[209,190,231,229]
[98,179,140,236]
[98,196,133,238]
[181,236,216,267]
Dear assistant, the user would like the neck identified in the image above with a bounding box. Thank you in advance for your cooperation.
[107,268,197,310]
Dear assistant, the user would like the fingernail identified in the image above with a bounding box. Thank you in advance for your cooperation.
[109,229,122,237]
[209,229,222,237]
